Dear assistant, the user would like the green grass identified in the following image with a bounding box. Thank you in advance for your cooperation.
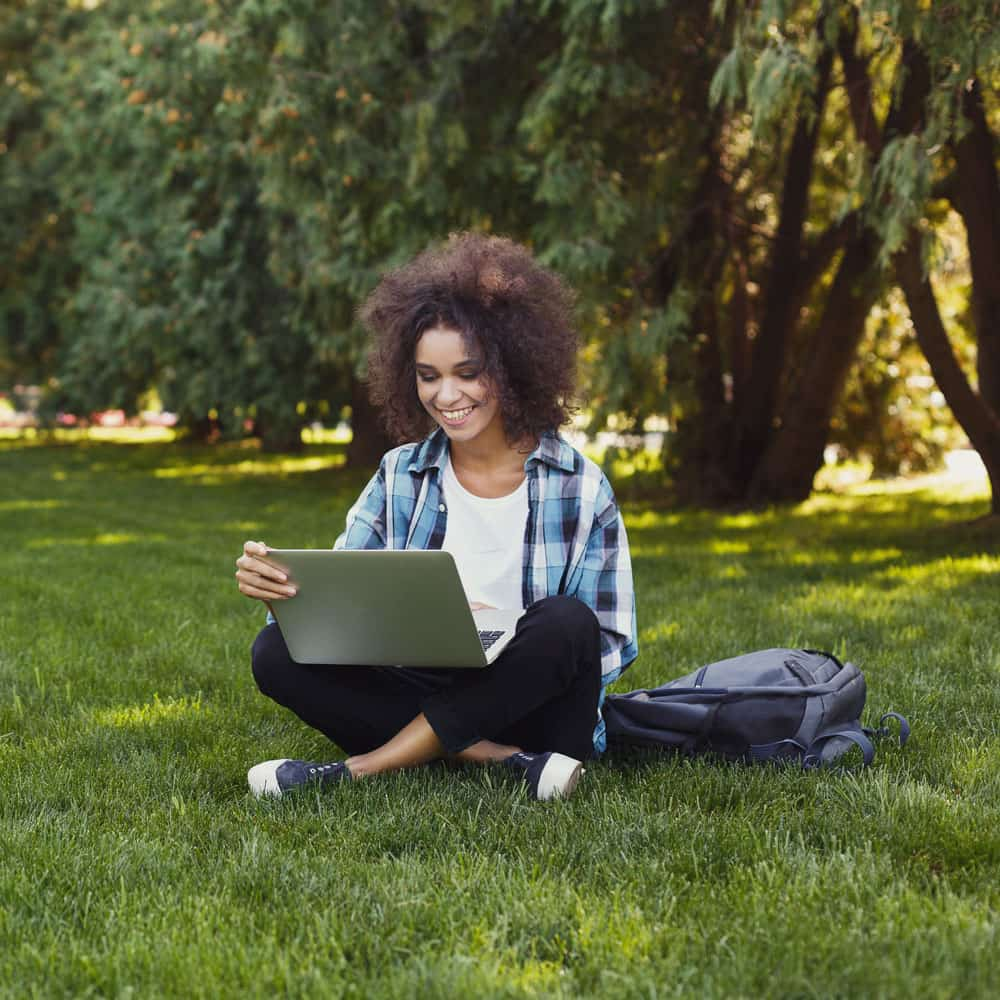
[1,438,997,998]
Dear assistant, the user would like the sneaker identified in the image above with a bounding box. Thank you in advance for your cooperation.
[505,751,583,801]
[247,758,351,799]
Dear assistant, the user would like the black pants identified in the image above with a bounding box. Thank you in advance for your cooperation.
[251,595,603,761]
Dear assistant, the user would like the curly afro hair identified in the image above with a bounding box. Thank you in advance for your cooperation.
[360,231,579,445]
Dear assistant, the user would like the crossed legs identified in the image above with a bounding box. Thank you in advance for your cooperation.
[250,595,603,778]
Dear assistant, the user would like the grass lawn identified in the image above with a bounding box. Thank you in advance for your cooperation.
[1,437,997,998]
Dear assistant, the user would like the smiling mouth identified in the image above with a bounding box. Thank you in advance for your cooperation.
[438,406,475,423]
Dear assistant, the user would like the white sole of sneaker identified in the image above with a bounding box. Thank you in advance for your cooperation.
[535,753,584,801]
[247,758,291,798]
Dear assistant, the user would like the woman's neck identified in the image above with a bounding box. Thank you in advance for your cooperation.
[448,423,532,473]
[447,428,535,496]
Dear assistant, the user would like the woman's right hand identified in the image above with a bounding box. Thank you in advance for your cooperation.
[235,540,298,603]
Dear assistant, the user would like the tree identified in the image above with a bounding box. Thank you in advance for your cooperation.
[828,1,1000,515]
[39,1,339,449]
[528,0,997,509]
[0,1,82,391]
[7,0,995,507]
[642,2,944,505]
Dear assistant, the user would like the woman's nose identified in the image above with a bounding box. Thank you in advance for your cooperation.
[436,378,463,405]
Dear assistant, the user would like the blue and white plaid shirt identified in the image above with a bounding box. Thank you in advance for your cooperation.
[331,428,638,753]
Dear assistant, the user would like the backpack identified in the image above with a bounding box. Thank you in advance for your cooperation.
[602,648,909,768]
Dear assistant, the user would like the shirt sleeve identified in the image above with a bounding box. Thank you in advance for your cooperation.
[566,477,639,685]
[333,460,389,551]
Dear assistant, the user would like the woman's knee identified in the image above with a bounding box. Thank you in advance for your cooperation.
[531,595,600,645]
[526,596,602,680]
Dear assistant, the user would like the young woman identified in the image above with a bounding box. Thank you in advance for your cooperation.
[235,233,637,800]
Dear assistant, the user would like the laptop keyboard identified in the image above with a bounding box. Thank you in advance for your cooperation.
[478,630,505,652]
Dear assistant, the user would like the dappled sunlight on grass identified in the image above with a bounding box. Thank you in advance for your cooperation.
[640,621,682,644]
[27,532,169,549]
[718,563,748,579]
[223,521,265,533]
[801,479,990,522]
[152,454,345,481]
[0,499,68,512]
[718,511,776,530]
[873,554,999,589]
[624,509,683,530]
[93,695,206,730]
[709,539,750,555]
[849,547,903,564]
[1,427,177,444]
[848,468,988,502]
[785,550,827,566]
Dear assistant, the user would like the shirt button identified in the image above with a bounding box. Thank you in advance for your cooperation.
[438,503,446,512]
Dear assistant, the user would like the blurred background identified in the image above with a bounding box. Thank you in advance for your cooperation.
[2,0,997,511]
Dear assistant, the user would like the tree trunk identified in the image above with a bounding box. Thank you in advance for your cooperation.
[177,410,222,445]
[731,38,834,493]
[654,118,740,504]
[896,238,1000,515]
[257,415,304,453]
[952,78,1000,418]
[749,229,882,503]
[346,376,393,469]
[676,291,737,505]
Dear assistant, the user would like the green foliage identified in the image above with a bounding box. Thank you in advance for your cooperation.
[870,134,933,263]
[831,290,962,476]
[2,0,997,492]
[0,2,82,386]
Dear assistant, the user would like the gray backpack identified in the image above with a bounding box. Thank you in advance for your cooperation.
[603,648,909,767]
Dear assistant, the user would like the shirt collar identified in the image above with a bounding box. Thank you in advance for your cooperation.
[406,427,575,475]
[525,430,576,473]
[406,428,450,473]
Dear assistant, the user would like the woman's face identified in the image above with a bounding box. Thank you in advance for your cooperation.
[414,326,502,446]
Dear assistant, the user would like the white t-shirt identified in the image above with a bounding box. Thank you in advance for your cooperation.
[441,458,528,610]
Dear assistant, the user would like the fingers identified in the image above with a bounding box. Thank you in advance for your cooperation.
[235,540,297,602]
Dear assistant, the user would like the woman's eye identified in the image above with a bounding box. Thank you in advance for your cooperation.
[459,370,481,381]
[418,373,437,383]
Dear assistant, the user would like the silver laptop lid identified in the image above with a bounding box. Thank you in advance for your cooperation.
[266,549,515,667]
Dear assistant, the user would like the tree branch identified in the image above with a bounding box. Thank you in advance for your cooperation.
[837,11,882,158]
[896,235,1000,512]
[733,25,835,486]
[795,210,861,301]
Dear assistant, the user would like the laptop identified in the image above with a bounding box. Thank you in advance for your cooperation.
[265,549,524,667]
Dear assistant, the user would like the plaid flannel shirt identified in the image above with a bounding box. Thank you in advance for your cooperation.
[331,428,638,754]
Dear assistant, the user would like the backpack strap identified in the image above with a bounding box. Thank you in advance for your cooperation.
[803,729,875,769]
[863,711,911,747]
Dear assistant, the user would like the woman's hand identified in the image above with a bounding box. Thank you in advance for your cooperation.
[469,602,496,611]
[235,540,298,603]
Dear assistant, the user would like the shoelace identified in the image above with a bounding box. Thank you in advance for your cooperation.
[308,763,341,776]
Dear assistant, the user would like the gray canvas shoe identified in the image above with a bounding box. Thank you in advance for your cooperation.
[504,751,583,800]
[248,759,350,798]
